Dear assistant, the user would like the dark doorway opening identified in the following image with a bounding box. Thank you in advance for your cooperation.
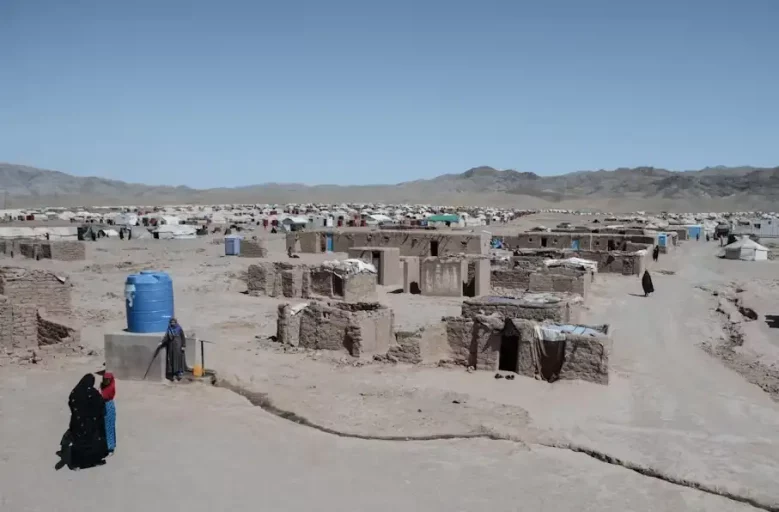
[430,240,439,257]
[499,335,519,372]
[333,274,344,296]
[541,237,548,248]
[607,240,616,251]
[372,251,382,283]
[539,340,566,382]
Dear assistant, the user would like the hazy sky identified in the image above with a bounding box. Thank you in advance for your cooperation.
[1,0,777,188]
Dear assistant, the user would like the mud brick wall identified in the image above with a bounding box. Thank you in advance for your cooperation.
[298,302,353,352]
[38,314,80,346]
[388,330,423,363]
[0,296,13,348]
[19,243,38,260]
[443,316,475,366]
[528,272,590,299]
[559,333,610,384]
[12,304,38,348]
[461,297,571,323]
[420,258,466,297]
[277,304,302,347]
[343,273,377,302]
[239,239,268,258]
[47,241,86,261]
[294,230,489,256]
[296,302,392,357]
[247,263,275,296]
[491,268,532,295]
[0,267,72,316]
[247,262,308,297]
[472,317,503,371]
[308,268,334,297]
[576,250,646,276]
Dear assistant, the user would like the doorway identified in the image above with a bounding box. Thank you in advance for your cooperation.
[607,240,616,251]
[332,273,344,296]
[541,237,548,248]
[499,335,519,372]
[430,240,439,257]
[372,251,382,283]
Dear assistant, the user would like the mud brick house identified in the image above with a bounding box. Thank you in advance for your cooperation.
[277,301,393,357]
[288,230,490,257]
[491,266,592,298]
[0,267,78,349]
[444,295,609,384]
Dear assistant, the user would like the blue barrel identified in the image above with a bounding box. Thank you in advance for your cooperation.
[225,235,241,256]
[125,271,174,333]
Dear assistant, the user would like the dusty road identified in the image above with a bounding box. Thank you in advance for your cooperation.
[0,366,757,512]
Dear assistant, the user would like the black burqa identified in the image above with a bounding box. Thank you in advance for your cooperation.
[161,321,187,380]
[66,374,108,469]
[652,245,659,262]
[642,270,655,297]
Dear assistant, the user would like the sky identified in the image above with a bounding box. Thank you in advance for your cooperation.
[1,0,778,188]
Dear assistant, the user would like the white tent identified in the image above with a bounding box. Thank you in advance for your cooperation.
[723,238,768,261]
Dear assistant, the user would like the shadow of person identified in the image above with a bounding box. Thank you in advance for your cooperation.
[55,430,71,470]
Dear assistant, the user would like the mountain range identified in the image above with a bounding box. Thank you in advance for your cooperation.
[1,162,778,211]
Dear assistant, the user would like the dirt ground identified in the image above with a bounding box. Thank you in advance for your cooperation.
[1,218,779,511]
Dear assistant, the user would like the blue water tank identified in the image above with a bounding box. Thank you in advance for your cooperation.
[225,235,241,256]
[125,271,174,333]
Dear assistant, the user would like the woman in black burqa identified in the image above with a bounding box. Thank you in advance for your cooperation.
[64,374,109,469]
[642,270,655,297]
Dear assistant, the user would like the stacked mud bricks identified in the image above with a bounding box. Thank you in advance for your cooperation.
[4,240,86,261]
[0,267,78,350]
[239,238,268,258]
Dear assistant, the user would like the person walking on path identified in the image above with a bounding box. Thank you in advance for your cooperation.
[100,372,117,454]
[642,270,655,297]
[161,318,187,381]
[652,245,660,262]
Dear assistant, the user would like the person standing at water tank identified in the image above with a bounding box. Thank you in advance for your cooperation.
[652,245,659,262]
[160,318,187,381]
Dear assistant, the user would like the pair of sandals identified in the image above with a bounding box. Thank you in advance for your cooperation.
[494,373,515,380]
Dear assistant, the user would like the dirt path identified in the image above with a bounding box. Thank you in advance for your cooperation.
[0,366,757,512]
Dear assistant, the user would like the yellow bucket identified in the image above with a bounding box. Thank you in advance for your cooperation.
[192,364,204,378]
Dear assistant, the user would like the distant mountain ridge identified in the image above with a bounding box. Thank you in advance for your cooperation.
[0,162,778,210]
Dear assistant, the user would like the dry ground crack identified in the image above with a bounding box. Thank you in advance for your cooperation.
[217,378,778,512]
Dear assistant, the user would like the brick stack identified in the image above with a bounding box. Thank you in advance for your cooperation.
[239,238,268,258]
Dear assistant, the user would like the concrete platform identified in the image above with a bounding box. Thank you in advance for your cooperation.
[104,330,197,382]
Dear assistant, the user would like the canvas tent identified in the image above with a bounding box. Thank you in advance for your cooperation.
[722,238,768,261]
